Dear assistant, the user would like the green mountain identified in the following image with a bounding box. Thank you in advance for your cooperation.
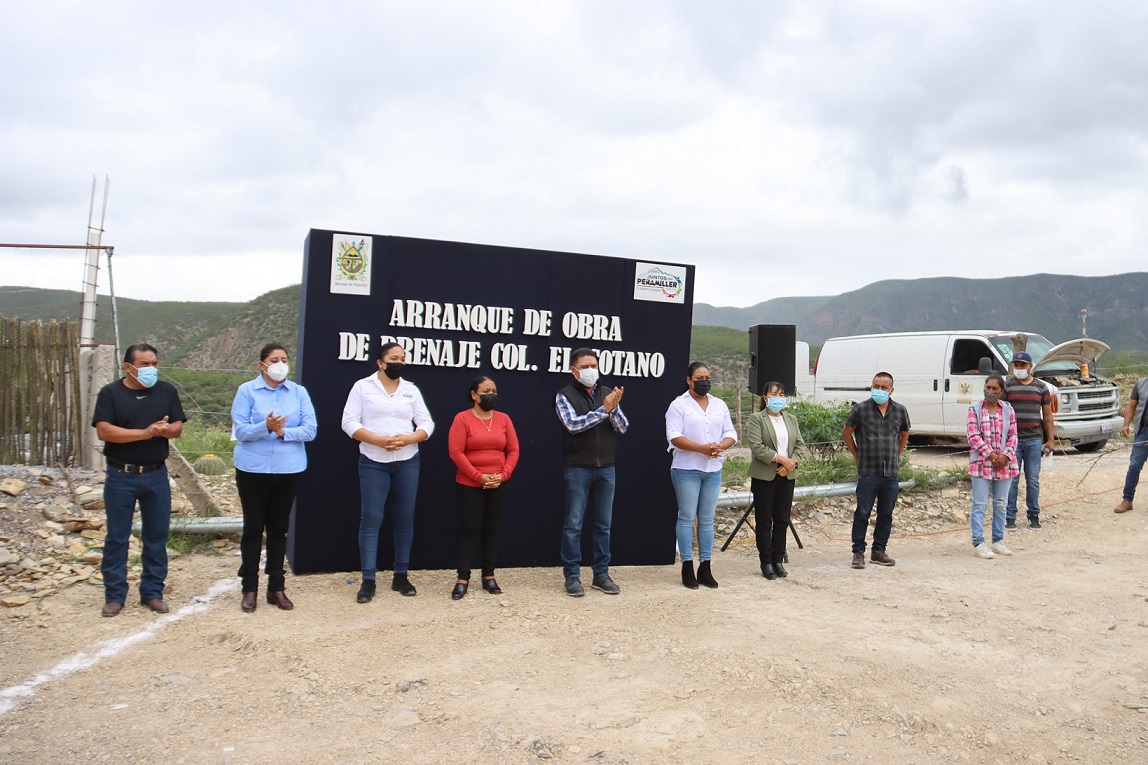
[4,272,1146,392]
[694,272,1148,351]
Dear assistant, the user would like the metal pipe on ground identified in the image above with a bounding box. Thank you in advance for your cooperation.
[715,480,916,509]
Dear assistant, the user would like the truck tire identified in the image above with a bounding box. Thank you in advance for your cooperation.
[1075,440,1106,453]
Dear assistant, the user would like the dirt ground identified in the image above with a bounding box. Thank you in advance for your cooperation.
[2,446,1147,765]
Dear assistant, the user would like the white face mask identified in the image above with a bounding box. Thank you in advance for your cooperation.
[1014,367,1030,380]
[266,361,289,382]
[577,368,599,387]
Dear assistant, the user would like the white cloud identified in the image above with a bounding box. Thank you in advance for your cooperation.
[1,1,1145,308]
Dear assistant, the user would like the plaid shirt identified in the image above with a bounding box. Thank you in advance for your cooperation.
[844,398,911,477]
[966,402,1020,480]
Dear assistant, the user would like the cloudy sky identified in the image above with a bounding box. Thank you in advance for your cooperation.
[2,1,1145,308]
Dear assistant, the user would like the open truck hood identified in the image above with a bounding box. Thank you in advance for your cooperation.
[1034,338,1110,371]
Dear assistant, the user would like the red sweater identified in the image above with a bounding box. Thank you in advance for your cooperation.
[447,410,520,487]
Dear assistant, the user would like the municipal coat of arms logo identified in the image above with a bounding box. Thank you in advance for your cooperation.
[330,234,373,295]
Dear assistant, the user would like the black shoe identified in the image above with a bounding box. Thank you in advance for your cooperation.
[481,578,502,595]
[681,561,699,589]
[1005,518,1017,530]
[1028,516,1042,530]
[356,579,376,603]
[696,560,718,588]
[451,581,468,600]
[772,561,788,578]
[392,573,417,596]
[762,562,777,580]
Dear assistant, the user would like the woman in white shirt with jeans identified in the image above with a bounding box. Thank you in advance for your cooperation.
[665,362,737,590]
[341,342,434,602]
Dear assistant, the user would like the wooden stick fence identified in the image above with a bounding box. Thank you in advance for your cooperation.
[0,316,82,466]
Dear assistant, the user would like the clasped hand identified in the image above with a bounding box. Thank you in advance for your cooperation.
[265,412,287,437]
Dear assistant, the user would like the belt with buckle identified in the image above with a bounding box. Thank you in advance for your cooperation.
[107,460,165,474]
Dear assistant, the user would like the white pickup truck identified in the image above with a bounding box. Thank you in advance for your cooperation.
[812,330,1124,451]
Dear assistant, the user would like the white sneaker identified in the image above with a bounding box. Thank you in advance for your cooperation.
[973,543,995,559]
[991,541,1013,556]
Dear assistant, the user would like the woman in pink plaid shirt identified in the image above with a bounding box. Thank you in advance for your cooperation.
[967,373,1019,559]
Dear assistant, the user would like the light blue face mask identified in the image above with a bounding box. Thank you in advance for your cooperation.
[766,397,786,413]
[131,364,159,388]
[870,388,890,405]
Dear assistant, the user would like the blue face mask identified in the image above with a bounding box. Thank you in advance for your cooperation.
[870,388,890,405]
[132,364,158,388]
[766,397,786,413]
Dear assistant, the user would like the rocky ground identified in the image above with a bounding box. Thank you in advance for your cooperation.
[1,446,1147,764]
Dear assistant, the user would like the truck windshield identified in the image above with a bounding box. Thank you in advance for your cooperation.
[988,334,1074,372]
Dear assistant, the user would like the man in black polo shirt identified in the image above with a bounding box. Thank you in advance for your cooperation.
[92,343,186,617]
[842,372,911,570]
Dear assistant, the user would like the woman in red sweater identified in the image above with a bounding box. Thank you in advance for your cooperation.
[447,375,520,599]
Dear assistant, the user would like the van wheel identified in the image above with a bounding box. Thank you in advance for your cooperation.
[1075,440,1105,453]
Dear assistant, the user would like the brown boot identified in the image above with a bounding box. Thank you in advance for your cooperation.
[241,591,257,613]
[851,552,865,569]
[1115,500,1133,514]
[870,550,896,567]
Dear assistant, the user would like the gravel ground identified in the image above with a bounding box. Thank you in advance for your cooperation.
[2,445,1147,764]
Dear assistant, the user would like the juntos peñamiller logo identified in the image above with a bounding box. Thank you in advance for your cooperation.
[633,264,685,303]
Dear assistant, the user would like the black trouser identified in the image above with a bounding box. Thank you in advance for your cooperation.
[751,476,795,564]
[456,483,505,580]
[235,470,302,593]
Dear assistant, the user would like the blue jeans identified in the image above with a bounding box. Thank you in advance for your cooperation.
[671,468,721,562]
[970,476,1010,546]
[102,467,171,604]
[1123,426,1148,503]
[851,474,899,553]
[358,453,420,579]
[561,466,615,579]
[1007,438,1043,520]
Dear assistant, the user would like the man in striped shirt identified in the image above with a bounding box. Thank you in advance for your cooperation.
[1002,351,1054,530]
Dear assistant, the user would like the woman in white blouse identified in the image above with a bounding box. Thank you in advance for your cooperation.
[341,342,434,602]
[746,381,808,580]
[665,362,737,590]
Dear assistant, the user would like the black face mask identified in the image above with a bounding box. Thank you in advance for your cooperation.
[382,362,405,380]
[692,380,712,396]
[477,393,499,411]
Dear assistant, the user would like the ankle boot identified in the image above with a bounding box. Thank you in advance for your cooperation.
[681,560,699,589]
[761,562,777,580]
[772,560,788,578]
[391,572,417,596]
[697,560,718,589]
[356,579,376,603]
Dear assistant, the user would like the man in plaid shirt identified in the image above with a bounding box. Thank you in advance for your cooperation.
[842,372,911,569]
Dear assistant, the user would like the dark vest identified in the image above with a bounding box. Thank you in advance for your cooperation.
[558,381,617,468]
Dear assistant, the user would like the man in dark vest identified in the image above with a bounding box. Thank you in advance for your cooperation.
[555,347,629,596]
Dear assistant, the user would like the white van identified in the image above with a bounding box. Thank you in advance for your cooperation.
[812,330,1124,451]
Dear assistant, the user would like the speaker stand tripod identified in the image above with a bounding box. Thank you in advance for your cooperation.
[720,500,803,561]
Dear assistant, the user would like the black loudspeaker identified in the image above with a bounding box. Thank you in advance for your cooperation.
[748,324,797,395]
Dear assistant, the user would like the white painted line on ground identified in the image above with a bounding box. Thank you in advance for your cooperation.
[0,577,237,716]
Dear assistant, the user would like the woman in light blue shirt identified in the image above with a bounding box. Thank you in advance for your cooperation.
[231,343,317,613]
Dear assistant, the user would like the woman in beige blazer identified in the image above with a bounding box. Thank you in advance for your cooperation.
[746,381,809,580]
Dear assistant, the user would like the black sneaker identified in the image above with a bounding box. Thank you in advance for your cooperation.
[1005,518,1017,530]
[1028,516,1042,530]
[591,574,620,594]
